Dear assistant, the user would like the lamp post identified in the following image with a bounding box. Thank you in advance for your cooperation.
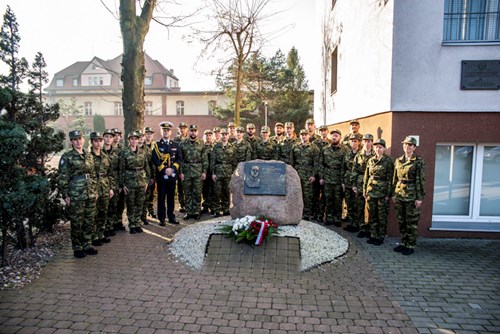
[264,101,268,127]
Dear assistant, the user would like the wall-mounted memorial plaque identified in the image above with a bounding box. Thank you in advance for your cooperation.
[461,60,500,90]
[244,162,286,195]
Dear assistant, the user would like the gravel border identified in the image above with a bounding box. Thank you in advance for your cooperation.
[169,218,349,271]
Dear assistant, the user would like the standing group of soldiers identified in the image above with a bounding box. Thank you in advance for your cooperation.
[59,118,425,258]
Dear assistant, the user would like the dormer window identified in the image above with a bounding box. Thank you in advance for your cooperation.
[56,79,64,87]
[145,77,153,85]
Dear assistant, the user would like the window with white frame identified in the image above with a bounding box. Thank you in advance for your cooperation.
[84,102,92,116]
[114,102,122,115]
[73,78,78,86]
[208,100,217,115]
[56,79,64,87]
[145,101,153,115]
[443,0,500,43]
[145,77,153,85]
[432,143,500,231]
[176,101,184,115]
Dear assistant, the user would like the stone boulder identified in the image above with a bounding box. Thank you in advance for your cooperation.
[229,160,303,225]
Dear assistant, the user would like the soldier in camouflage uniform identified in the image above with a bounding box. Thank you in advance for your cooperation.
[363,139,393,246]
[234,126,252,163]
[174,122,188,213]
[255,126,275,160]
[392,136,426,256]
[245,123,262,160]
[211,128,237,217]
[351,134,375,237]
[276,122,297,165]
[119,131,150,234]
[142,127,157,220]
[102,129,120,236]
[228,122,237,143]
[89,131,114,246]
[318,129,349,226]
[270,122,285,144]
[202,129,215,214]
[312,125,331,222]
[213,127,221,143]
[292,129,320,220]
[305,118,321,144]
[342,134,361,231]
[112,128,126,230]
[179,125,208,220]
[342,119,363,147]
[58,130,98,258]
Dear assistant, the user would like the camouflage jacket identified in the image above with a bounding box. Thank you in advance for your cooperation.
[103,145,121,191]
[393,154,426,201]
[119,146,150,188]
[245,135,262,160]
[309,133,322,145]
[255,140,275,160]
[276,137,298,165]
[58,149,97,201]
[234,140,252,163]
[210,142,237,178]
[342,149,359,187]
[204,142,214,175]
[291,142,319,178]
[363,154,394,198]
[270,135,285,145]
[143,142,156,180]
[351,149,375,189]
[179,138,208,177]
[342,132,363,147]
[318,144,349,184]
[91,150,115,196]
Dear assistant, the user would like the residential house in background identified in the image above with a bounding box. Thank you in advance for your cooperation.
[46,52,229,136]
[317,0,500,237]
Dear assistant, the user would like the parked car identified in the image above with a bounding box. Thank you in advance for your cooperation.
[455,146,473,159]
[484,146,500,162]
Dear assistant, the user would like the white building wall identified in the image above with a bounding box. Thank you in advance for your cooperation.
[165,93,229,116]
[317,0,394,125]
[391,0,500,112]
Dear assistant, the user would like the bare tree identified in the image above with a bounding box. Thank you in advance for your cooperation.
[196,0,278,126]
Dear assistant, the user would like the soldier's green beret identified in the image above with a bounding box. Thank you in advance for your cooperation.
[144,126,154,133]
[213,127,221,132]
[236,126,245,132]
[128,131,141,139]
[178,122,188,128]
[159,121,172,129]
[189,124,198,131]
[402,136,417,146]
[112,128,122,134]
[285,122,294,128]
[349,134,360,141]
[362,134,374,140]
[103,129,114,136]
[374,138,386,147]
[90,131,103,140]
[228,122,236,127]
[246,123,255,129]
[275,122,284,128]
[204,129,213,135]
[220,128,229,134]
[330,128,342,136]
[260,126,270,133]
[349,119,360,125]
[300,129,309,135]
[318,125,328,131]
[69,129,83,139]
[305,118,315,124]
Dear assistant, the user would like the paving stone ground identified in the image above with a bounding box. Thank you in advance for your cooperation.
[0,213,498,334]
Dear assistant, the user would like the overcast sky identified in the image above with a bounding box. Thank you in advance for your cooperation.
[3,0,319,92]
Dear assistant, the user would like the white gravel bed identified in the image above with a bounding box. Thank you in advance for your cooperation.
[169,218,349,271]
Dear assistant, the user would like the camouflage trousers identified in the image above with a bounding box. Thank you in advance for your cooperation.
[324,183,343,224]
[213,176,231,213]
[182,175,203,215]
[311,178,322,219]
[94,193,110,241]
[299,174,314,218]
[68,198,96,251]
[125,185,146,229]
[367,197,389,240]
[107,189,120,228]
[395,200,420,248]
[202,173,214,212]
[354,193,369,232]
[177,178,185,209]
[344,187,357,226]
[142,181,156,219]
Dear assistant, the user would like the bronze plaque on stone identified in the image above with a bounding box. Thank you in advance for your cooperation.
[461,60,500,90]
[244,162,286,195]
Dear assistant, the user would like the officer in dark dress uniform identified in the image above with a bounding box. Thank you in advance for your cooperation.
[151,122,183,225]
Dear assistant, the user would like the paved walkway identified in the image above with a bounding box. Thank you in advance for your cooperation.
[0,215,498,334]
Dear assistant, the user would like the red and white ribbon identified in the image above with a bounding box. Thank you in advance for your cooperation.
[255,220,271,245]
